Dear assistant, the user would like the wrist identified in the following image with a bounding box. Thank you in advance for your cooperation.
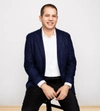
[64,84,70,90]
[40,82,47,89]
[38,80,46,87]
[64,82,72,88]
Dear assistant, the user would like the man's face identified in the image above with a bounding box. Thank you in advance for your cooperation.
[39,7,58,30]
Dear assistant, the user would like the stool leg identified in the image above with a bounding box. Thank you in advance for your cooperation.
[46,100,52,111]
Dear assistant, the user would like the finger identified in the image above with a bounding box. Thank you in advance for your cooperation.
[53,92,57,97]
[56,95,61,100]
[57,93,66,100]
[47,94,52,100]
[52,92,57,98]
[47,96,50,100]
[56,93,64,100]
[49,95,54,99]
[56,90,61,98]
[48,93,56,100]
[56,89,60,95]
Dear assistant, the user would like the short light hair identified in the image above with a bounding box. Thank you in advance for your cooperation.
[40,4,58,16]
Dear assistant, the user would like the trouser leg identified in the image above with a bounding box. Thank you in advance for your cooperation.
[58,90,80,111]
[45,77,80,111]
[22,77,80,111]
[21,86,46,111]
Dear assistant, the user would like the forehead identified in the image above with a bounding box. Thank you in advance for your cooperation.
[43,7,57,14]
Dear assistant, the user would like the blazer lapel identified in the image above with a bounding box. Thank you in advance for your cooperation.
[56,29,63,67]
[35,29,45,61]
[35,28,63,66]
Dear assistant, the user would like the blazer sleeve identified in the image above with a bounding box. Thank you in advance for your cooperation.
[65,34,77,84]
[24,34,44,85]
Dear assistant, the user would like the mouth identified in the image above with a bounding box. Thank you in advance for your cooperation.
[47,22,54,26]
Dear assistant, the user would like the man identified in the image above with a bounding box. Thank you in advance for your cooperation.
[22,4,80,111]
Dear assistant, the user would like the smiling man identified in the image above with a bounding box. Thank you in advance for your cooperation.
[22,4,80,111]
[39,5,58,34]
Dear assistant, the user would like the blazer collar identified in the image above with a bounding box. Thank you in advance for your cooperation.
[56,28,63,66]
[35,28,45,60]
[35,28,62,63]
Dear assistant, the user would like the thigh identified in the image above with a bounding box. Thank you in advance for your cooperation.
[21,86,46,111]
[58,90,80,111]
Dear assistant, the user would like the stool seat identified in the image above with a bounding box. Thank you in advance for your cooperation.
[44,100,63,111]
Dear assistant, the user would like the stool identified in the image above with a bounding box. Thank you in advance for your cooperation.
[44,100,63,111]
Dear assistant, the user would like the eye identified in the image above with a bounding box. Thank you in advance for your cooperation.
[45,14,50,17]
[52,15,56,17]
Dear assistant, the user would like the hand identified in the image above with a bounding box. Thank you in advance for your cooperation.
[40,83,57,100]
[56,85,70,100]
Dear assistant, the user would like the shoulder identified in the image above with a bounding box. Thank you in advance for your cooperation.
[26,28,41,38]
[56,28,71,39]
[56,28,70,36]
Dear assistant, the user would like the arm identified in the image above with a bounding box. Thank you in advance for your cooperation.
[24,34,44,85]
[24,34,57,99]
[57,34,76,100]
[65,34,77,85]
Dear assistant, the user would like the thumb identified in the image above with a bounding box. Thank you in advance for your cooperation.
[56,89,61,97]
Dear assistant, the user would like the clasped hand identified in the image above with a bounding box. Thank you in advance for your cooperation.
[41,83,70,100]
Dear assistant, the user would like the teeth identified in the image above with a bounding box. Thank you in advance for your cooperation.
[47,22,53,25]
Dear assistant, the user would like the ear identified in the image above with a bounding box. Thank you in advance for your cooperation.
[39,16,42,22]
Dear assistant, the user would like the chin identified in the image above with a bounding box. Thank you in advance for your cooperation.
[47,26,55,30]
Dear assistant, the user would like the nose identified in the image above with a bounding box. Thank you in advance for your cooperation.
[49,16,53,20]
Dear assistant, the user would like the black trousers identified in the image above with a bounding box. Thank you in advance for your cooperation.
[22,77,80,111]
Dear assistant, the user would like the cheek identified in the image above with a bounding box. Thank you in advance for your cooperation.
[54,18,57,22]
[42,18,48,22]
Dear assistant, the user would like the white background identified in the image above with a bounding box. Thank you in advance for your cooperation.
[0,0,100,106]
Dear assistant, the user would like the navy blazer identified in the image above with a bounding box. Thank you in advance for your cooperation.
[24,28,77,93]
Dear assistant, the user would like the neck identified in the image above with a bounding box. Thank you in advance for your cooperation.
[42,27,55,37]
